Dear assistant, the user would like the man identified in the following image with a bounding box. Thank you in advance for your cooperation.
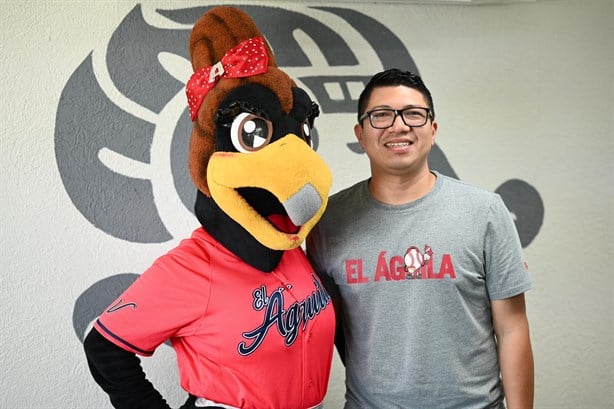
[306,68,534,409]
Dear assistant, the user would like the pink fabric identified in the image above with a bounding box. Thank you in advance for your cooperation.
[95,227,335,408]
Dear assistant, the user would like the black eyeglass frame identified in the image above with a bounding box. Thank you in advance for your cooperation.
[359,107,433,129]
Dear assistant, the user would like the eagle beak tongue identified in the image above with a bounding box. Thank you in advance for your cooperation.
[283,183,323,226]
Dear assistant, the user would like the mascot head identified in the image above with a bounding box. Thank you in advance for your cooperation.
[185,6,332,269]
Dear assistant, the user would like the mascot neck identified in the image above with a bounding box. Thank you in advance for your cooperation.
[194,191,283,272]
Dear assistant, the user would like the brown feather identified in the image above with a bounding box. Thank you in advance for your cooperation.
[187,6,295,196]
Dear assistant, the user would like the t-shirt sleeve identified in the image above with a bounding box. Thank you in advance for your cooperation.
[94,249,210,355]
[483,194,533,300]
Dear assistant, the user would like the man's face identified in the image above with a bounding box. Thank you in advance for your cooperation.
[354,85,437,178]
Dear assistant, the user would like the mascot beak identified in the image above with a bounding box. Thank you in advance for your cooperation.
[207,135,332,250]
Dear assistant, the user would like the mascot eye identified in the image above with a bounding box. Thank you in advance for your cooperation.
[300,120,313,148]
[230,113,273,153]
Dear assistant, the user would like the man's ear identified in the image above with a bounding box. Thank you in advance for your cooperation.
[354,123,364,150]
[430,120,438,146]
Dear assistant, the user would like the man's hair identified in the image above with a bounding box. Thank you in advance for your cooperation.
[357,68,435,123]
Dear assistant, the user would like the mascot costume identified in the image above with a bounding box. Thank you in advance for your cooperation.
[84,6,335,409]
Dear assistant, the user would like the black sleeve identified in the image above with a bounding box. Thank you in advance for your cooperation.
[83,328,171,409]
[334,316,346,366]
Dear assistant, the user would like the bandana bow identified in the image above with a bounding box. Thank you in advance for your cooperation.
[186,36,269,121]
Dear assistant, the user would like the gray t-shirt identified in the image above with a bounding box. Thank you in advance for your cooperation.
[307,172,532,409]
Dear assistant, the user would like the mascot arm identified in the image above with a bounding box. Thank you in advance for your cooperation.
[335,320,346,366]
[84,328,171,409]
[330,296,346,366]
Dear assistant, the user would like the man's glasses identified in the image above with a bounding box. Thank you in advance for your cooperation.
[359,107,432,129]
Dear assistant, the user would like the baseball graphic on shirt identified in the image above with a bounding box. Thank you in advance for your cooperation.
[404,246,423,273]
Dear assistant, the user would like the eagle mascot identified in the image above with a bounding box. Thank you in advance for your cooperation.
[84,6,335,409]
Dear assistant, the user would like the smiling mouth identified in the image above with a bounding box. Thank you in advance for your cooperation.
[385,141,413,148]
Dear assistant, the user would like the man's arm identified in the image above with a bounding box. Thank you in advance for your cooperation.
[492,293,534,409]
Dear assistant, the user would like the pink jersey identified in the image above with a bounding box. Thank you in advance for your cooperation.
[95,228,335,409]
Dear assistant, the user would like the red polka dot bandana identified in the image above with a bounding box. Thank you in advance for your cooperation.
[186,36,269,121]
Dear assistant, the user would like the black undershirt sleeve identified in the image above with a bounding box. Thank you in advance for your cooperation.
[83,328,171,409]
[334,316,346,365]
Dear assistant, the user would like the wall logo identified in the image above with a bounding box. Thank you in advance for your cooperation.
[57,5,544,342]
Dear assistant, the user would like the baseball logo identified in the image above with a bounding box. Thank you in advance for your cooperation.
[62,4,421,342]
[404,246,423,273]
[58,4,543,342]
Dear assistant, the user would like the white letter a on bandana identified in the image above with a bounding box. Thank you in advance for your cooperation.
[208,61,225,83]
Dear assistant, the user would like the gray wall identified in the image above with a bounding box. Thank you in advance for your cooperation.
[1,1,612,408]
